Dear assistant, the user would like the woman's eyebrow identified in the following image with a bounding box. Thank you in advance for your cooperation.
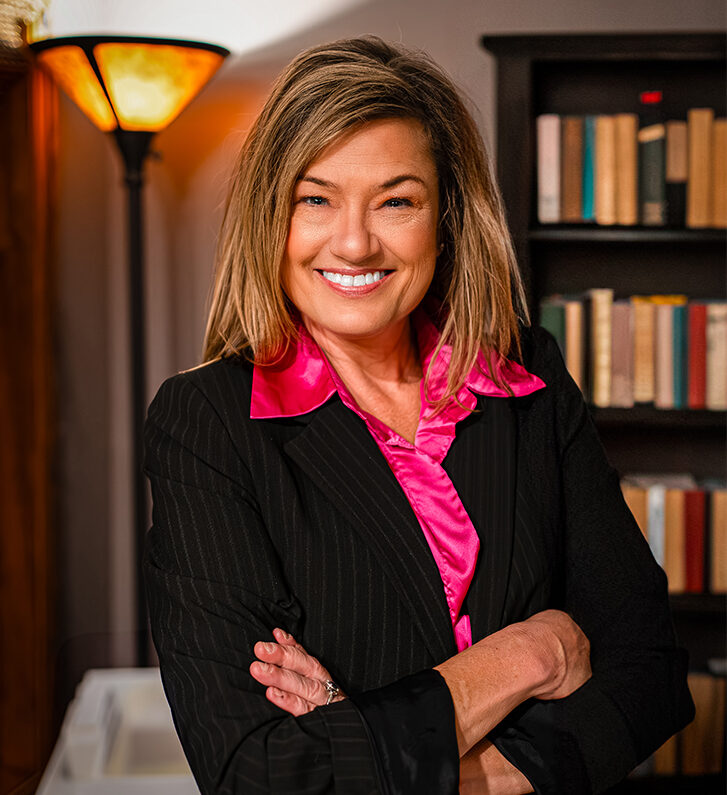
[297,174,426,189]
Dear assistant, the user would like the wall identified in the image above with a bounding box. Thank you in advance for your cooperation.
[52,0,726,717]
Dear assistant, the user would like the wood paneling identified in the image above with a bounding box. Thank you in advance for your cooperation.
[0,59,57,794]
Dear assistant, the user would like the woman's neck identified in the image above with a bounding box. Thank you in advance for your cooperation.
[305,317,422,388]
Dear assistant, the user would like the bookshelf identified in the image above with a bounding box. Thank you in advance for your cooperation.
[481,33,726,793]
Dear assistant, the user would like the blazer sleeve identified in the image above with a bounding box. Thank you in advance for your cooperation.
[143,371,458,795]
[487,328,695,795]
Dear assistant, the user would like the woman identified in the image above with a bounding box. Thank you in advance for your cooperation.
[144,37,693,794]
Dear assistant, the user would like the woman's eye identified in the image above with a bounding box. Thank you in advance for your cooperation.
[383,197,412,208]
[299,195,328,206]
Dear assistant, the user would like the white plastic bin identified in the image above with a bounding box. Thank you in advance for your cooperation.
[38,668,199,794]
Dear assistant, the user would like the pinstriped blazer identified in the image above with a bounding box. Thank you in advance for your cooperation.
[143,325,693,795]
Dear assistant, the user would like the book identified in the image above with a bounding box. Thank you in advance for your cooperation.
[686,108,714,228]
[680,673,726,775]
[713,118,727,228]
[653,296,687,409]
[638,122,666,225]
[654,303,674,408]
[665,120,688,227]
[563,298,585,393]
[539,296,566,355]
[646,484,666,567]
[622,482,648,540]
[664,488,686,592]
[561,116,584,222]
[611,300,634,408]
[589,288,613,407]
[595,116,617,225]
[632,297,656,404]
[582,116,596,222]
[537,114,561,223]
[687,302,707,409]
[672,303,688,409]
[684,489,706,592]
[710,489,727,592]
[614,113,638,225]
[705,302,727,410]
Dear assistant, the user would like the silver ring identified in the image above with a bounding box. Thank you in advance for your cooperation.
[324,679,340,705]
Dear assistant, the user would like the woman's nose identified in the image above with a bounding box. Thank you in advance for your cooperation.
[328,207,381,263]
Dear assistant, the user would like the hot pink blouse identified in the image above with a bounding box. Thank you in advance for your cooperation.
[250,311,546,651]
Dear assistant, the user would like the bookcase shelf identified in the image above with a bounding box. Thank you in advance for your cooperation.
[528,227,726,243]
[590,407,726,429]
[482,32,726,791]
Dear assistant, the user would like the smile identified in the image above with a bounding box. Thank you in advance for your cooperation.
[320,270,388,286]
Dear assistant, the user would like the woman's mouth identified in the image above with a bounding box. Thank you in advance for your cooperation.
[315,269,393,294]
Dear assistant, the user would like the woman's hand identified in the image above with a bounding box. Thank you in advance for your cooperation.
[520,609,592,700]
[249,628,346,716]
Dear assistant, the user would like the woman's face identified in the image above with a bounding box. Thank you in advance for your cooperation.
[281,117,439,347]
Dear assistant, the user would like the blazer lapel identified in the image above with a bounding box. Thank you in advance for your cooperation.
[284,398,456,663]
[442,395,518,642]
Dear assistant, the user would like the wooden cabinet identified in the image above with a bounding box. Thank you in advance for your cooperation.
[481,33,726,793]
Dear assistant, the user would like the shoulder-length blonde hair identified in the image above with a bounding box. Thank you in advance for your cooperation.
[204,36,529,399]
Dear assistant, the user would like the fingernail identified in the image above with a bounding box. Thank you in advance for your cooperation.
[256,661,270,673]
[261,642,274,653]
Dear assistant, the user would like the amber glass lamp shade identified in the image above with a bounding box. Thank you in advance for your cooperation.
[29,35,229,133]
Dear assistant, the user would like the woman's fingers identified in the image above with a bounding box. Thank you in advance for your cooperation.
[254,637,331,683]
[249,658,329,705]
[265,686,315,717]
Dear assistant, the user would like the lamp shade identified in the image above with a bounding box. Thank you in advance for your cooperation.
[30,35,229,132]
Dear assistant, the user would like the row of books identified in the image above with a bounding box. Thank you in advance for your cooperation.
[620,474,726,594]
[536,110,727,228]
[641,672,725,777]
[540,291,727,410]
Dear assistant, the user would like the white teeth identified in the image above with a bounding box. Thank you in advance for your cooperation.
[321,270,387,287]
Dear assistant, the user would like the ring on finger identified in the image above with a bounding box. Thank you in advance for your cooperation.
[324,679,340,705]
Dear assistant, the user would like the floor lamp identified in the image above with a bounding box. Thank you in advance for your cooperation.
[30,35,229,665]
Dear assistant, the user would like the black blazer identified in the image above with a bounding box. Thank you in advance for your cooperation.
[143,325,693,795]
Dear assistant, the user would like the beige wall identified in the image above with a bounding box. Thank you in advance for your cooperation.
[53,0,726,707]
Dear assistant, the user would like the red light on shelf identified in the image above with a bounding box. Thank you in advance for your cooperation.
[640,90,663,104]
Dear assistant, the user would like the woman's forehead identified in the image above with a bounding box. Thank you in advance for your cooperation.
[300,118,437,181]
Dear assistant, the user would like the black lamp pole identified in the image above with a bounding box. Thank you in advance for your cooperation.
[114,129,154,665]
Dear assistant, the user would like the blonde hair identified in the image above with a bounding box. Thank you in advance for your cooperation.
[203,36,529,400]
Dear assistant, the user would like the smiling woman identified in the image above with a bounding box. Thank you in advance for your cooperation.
[143,36,693,795]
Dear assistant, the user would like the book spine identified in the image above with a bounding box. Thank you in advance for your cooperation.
[582,116,596,221]
[665,120,688,228]
[561,116,584,222]
[712,118,727,229]
[610,300,634,408]
[686,108,715,228]
[684,489,706,592]
[672,303,687,409]
[539,298,566,355]
[664,488,686,592]
[632,297,656,404]
[595,116,617,225]
[705,302,727,410]
[615,113,638,225]
[564,299,585,394]
[688,303,707,409]
[589,288,613,407]
[537,114,561,223]
[647,485,666,567]
[654,303,674,408]
[638,123,666,225]
[710,489,727,593]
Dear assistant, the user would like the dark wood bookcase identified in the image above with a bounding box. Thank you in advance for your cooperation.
[481,33,726,793]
